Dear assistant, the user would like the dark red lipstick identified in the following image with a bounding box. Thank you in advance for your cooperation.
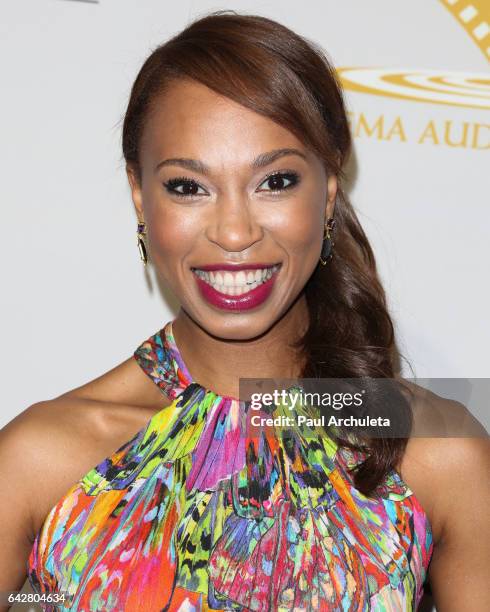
[191,263,281,311]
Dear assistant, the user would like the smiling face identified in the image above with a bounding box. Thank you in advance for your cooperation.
[127,78,337,340]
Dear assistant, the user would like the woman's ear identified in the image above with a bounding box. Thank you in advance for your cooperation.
[126,164,144,219]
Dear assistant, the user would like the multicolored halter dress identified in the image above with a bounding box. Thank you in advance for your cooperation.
[27,320,433,611]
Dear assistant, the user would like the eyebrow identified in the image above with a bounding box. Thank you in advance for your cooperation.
[154,147,307,175]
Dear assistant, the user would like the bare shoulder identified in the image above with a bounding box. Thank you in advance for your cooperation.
[395,379,489,545]
[395,381,490,609]
[0,354,172,542]
[395,377,487,437]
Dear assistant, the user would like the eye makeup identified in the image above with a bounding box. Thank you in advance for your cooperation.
[163,169,301,200]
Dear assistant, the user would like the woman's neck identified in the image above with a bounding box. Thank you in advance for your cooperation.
[171,297,309,400]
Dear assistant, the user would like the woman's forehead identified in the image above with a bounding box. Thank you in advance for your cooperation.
[140,79,310,171]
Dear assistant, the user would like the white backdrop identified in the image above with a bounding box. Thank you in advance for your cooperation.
[1,0,489,430]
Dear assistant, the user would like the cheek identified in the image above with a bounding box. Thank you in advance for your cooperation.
[275,202,324,258]
[146,223,194,297]
[144,207,198,274]
[149,218,194,256]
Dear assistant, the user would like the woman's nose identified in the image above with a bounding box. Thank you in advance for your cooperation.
[205,197,264,254]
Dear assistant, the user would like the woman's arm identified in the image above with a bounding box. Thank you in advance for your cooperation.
[428,436,490,610]
[0,405,45,612]
[0,389,164,611]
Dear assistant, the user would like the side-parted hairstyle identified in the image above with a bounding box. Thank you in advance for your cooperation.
[121,10,412,496]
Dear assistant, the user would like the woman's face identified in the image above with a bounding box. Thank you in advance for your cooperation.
[127,78,337,340]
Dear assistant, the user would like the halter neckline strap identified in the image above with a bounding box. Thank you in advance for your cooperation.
[134,319,252,403]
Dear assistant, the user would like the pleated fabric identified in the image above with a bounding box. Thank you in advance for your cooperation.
[27,320,433,611]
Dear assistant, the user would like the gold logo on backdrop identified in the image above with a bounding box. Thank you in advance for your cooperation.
[336,1,489,110]
[439,0,489,61]
[337,68,489,110]
[346,112,489,149]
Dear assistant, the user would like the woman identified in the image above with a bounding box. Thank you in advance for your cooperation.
[1,10,488,612]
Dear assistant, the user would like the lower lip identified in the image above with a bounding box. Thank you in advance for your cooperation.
[192,267,280,311]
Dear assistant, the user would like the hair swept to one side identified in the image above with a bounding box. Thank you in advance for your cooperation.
[121,9,413,497]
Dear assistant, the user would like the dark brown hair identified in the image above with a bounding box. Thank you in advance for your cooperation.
[121,10,412,496]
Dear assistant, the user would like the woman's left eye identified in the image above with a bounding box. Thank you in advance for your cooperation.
[257,171,300,193]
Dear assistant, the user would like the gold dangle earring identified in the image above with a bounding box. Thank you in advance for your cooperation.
[136,221,148,266]
[319,217,336,265]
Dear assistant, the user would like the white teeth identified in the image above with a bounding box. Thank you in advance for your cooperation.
[236,271,247,285]
[193,265,280,294]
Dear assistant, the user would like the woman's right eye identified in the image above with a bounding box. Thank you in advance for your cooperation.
[163,177,207,199]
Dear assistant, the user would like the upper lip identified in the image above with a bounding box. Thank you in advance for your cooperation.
[191,263,280,271]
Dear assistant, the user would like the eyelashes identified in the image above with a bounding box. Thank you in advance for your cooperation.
[163,176,207,198]
[163,170,301,200]
[258,170,300,194]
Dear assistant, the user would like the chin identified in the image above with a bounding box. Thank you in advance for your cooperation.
[194,308,279,341]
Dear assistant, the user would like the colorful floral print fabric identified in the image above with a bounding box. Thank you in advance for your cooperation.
[27,320,433,611]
